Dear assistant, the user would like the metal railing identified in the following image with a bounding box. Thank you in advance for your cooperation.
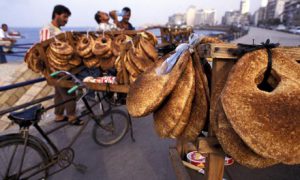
[0,77,46,92]
[0,77,50,116]
[0,43,34,63]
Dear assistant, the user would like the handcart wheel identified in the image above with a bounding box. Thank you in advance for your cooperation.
[92,109,129,146]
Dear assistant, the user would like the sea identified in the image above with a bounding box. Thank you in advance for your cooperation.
[5,27,224,62]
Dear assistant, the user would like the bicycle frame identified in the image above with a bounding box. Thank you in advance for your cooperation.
[1,70,135,179]
[6,91,113,179]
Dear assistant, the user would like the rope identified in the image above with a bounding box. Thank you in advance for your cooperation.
[230,39,280,91]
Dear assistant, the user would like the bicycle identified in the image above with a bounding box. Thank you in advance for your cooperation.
[0,70,135,180]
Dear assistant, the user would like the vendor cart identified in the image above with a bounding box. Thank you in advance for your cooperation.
[169,42,300,180]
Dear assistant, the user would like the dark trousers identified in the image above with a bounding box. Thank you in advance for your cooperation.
[54,86,76,116]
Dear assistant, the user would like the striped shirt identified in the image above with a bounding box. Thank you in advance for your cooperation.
[40,23,61,42]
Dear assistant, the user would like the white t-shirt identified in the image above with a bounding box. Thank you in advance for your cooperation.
[0,29,8,39]
[40,23,62,42]
[96,23,118,31]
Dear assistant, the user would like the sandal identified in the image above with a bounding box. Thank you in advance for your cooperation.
[55,116,68,123]
[69,118,84,126]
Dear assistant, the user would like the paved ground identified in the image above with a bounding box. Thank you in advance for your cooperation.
[2,103,299,180]
[233,27,300,46]
[0,104,177,180]
[0,62,24,85]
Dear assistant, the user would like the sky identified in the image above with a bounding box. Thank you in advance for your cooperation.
[0,0,262,28]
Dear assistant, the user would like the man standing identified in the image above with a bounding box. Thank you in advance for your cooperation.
[40,5,70,41]
[0,24,16,53]
[109,7,135,30]
[40,5,82,125]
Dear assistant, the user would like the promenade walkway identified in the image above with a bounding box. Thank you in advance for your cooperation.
[233,27,300,46]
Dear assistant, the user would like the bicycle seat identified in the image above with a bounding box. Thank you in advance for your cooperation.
[8,104,43,128]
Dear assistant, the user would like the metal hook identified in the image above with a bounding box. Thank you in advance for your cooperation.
[86,29,90,38]
[129,39,135,51]
[102,29,105,37]
[64,32,67,41]
[54,36,59,43]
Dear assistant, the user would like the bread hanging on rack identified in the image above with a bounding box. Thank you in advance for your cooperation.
[221,49,300,164]
[138,31,158,46]
[112,34,132,57]
[99,55,116,71]
[92,34,112,57]
[126,51,190,117]
[24,45,45,73]
[76,34,94,58]
[127,44,154,72]
[124,51,141,77]
[199,36,223,44]
[114,56,123,83]
[46,49,71,71]
[68,57,82,67]
[46,38,81,71]
[213,100,278,168]
[83,56,100,68]
[49,39,73,58]
[139,35,158,62]
[154,58,195,138]
[179,50,209,141]
[113,34,158,84]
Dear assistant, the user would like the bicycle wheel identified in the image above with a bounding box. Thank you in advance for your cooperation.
[0,134,50,180]
[92,109,129,146]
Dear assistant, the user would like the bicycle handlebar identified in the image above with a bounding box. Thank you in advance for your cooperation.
[50,71,86,94]
[67,85,79,94]
[50,71,61,77]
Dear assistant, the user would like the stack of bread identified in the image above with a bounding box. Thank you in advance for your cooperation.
[91,34,116,70]
[24,45,45,73]
[114,32,158,84]
[46,39,81,71]
[24,31,159,83]
[212,48,300,168]
[127,36,218,141]
[127,36,300,168]
[76,34,97,68]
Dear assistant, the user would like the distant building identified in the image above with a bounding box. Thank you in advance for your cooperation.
[194,9,216,26]
[222,10,250,26]
[261,0,268,7]
[253,7,267,26]
[240,0,250,14]
[168,13,186,26]
[186,6,197,26]
[283,0,300,26]
[222,10,240,25]
[266,0,288,21]
[239,13,251,25]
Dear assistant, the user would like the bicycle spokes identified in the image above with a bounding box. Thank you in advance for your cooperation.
[4,144,18,178]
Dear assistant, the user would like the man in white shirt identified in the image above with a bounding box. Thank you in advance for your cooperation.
[94,11,118,31]
[40,5,82,125]
[0,24,16,53]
